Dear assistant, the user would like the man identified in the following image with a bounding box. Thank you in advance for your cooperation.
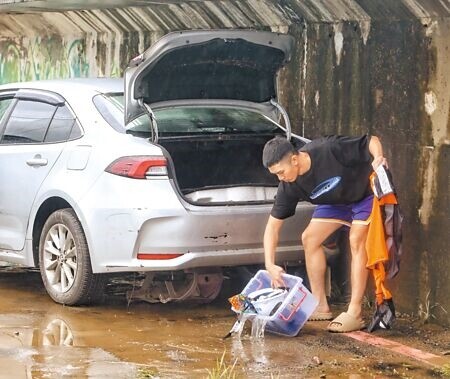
[262,135,387,333]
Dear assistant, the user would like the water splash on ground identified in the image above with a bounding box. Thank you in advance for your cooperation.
[251,317,268,339]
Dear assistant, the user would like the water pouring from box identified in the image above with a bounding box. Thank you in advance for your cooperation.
[225,270,318,338]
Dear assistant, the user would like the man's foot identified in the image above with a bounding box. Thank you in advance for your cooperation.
[327,312,365,332]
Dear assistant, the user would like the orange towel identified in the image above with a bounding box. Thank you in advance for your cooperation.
[366,173,399,305]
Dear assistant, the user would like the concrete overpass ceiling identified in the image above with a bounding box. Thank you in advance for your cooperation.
[0,1,448,23]
[0,1,293,36]
[0,0,208,13]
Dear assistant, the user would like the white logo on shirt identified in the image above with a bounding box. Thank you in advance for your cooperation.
[310,176,342,199]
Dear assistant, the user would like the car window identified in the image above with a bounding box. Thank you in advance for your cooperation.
[68,121,82,140]
[44,104,82,143]
[153,107,277,134]
[1,100,56,144]
[93,94,279,136]
[0,98,13,124]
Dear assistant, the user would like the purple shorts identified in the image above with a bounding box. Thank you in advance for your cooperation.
[311,195,374,227]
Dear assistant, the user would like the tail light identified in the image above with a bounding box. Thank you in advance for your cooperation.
[105,156,167,179]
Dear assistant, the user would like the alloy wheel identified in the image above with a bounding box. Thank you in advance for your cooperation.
[43,224,77,293]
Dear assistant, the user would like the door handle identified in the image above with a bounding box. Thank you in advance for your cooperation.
[26,155,48,167]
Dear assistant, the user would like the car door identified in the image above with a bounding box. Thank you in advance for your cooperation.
[0,89,70,251]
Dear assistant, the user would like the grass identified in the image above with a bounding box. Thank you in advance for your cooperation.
[136,366,159,379]
[418,290,448,323]
[440,364,450,377]
[206,351,238,379]
[433,364,450,378]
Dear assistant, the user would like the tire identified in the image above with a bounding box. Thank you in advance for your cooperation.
[39,208,106,305]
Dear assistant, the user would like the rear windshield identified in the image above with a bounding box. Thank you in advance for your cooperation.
[93,94,279,136]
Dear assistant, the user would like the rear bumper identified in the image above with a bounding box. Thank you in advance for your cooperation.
[78,173,314,273]
[102,245,304,273]
[85,200,313,273]
[89,202,312,273]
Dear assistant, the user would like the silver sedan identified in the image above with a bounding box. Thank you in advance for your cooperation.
[0,30,314,305]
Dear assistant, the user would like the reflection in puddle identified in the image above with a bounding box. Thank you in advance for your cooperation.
[42,318,74,346]
[0,303,231,378]
[0,313,140,378]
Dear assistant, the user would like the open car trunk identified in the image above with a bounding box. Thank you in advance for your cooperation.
[159,134,299,205]
[122,30,299,205]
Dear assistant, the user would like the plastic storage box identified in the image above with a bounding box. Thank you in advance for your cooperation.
[240,270,318,337]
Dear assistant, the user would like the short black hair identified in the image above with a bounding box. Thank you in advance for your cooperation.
[262,137,297,168]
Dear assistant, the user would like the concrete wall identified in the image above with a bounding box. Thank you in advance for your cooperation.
[0,0,449,325]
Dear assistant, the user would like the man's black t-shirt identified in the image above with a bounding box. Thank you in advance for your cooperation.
[271,135,373,220]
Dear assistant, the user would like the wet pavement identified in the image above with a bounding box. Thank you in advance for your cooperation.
[0,264,449,378]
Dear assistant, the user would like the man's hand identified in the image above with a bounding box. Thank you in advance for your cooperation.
[372,155,388,170]
[266,264,286,288]
[369,136,388,170]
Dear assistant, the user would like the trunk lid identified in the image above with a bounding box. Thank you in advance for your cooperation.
[124,29,294,126]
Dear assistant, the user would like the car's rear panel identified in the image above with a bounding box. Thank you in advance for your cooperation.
[79,168,314,273]
[133,200,314,268]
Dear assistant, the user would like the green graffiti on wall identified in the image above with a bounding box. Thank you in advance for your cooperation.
[0,44,21,83]
[110,62,121,78]
[67,40,89,78]
[0,37,89,84]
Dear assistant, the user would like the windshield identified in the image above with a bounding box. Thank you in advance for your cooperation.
[93,94,279,136]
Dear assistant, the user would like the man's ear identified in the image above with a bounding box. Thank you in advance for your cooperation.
[290,153,299,166]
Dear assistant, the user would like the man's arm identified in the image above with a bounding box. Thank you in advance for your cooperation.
[264,215,286,287]
[368,135,387,170]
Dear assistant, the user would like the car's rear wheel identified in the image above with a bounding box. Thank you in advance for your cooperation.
[39,208,105,305]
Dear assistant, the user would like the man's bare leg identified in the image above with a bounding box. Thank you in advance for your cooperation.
[302,221,343,313]
[345,223,369,320]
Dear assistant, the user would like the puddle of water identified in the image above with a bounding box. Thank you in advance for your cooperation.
[0,266,448,378]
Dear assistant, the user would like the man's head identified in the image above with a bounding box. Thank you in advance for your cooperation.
[262,137,300,182]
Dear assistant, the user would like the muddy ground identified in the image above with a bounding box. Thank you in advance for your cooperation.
[0,264,449,379]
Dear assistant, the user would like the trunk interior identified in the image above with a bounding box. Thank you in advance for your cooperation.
[159,134,281,204]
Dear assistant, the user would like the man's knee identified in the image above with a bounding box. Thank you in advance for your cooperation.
[301,229,311,249]
[301,228,321,250]
[349,228,368,252]
[302,223,342,252]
